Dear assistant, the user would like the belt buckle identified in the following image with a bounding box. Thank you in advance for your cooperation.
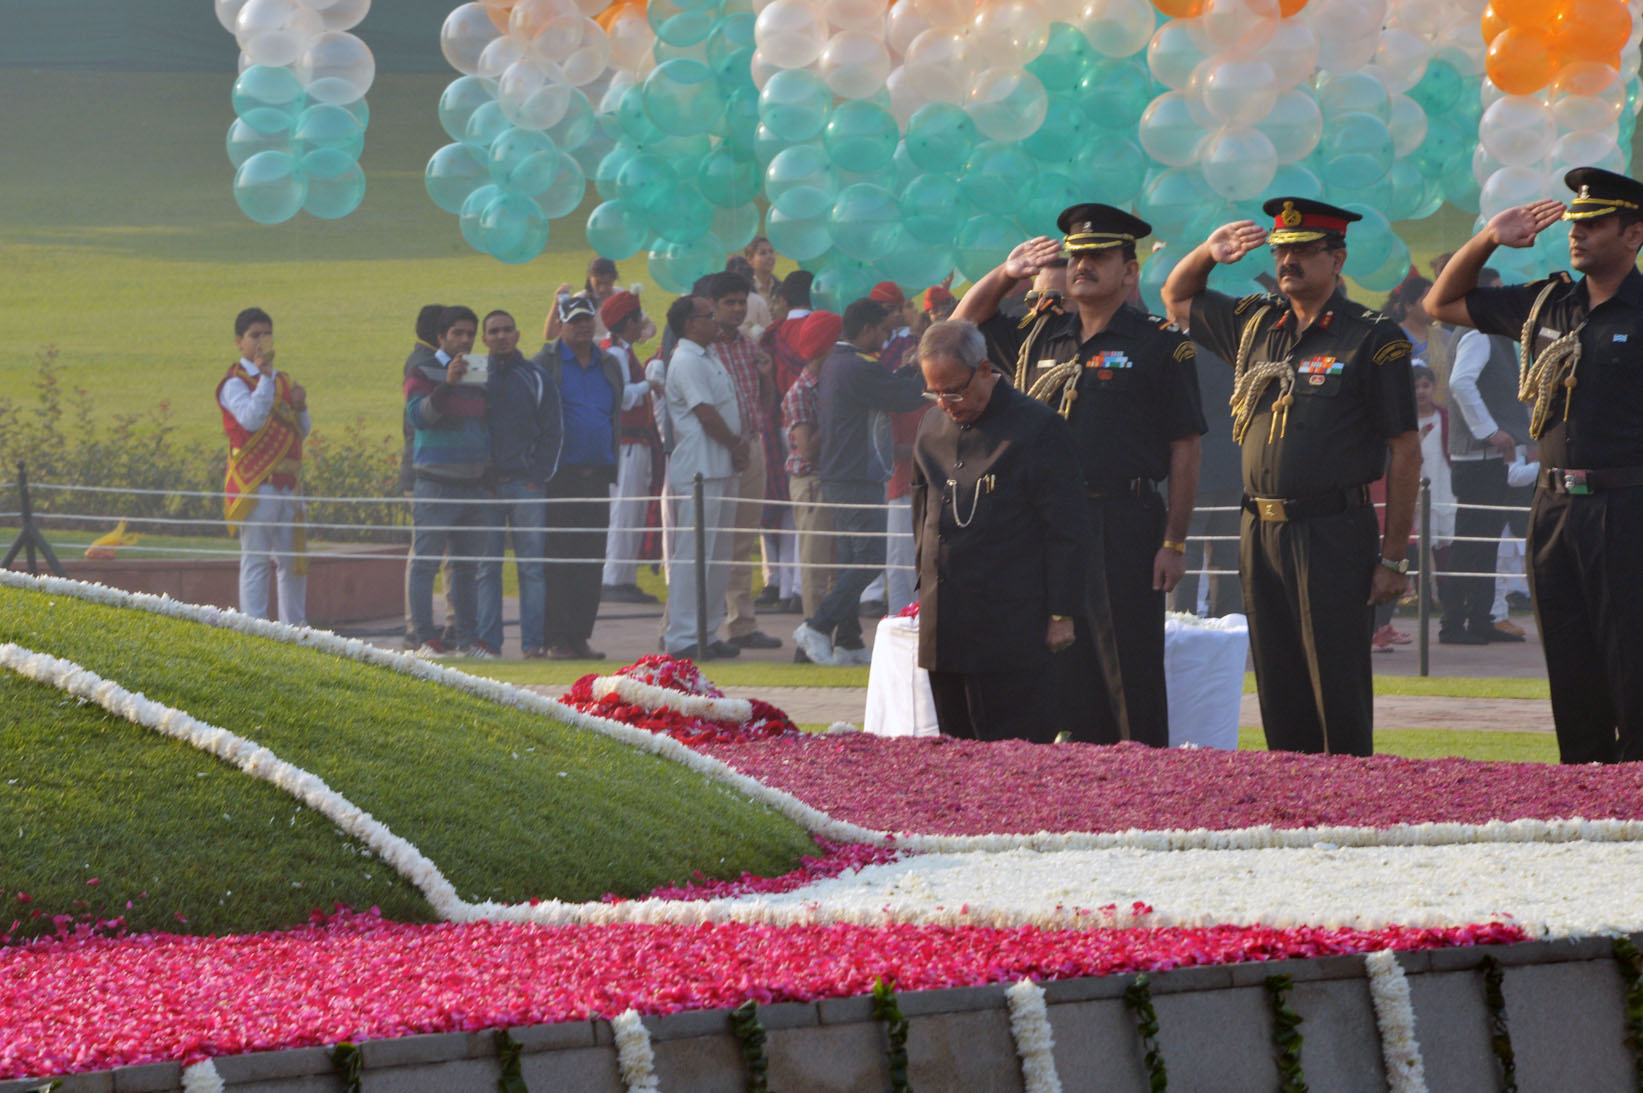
[1563,470,1591,495]
[1257,499,1287,523]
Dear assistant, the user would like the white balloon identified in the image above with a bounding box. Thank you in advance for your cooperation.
[966,66,1048,140]
[561,19,611,86]
[755,0,830,68]
[1555,93,1623,133]
[1256,87,1322,161]
[441,3,504,77]
[828,0,890,32]
[1199,126,1278,200]
[819,31,892,98]
[1479,166,1551,220]
[1306,0,1384,72]
[913,0,976,30]
[1146,21,1206,91]
[297,30,376,103]
[1472,142,1505,187]
[970,0,1050,68]
[1079,0,1155,60]
[888,60,967,123]
[1185,0,1278,59]
[237,0,322,68]
[1547,130,1625,174]
[750,49,780,89]
[498,57,572,129]
[1387,92,1427,157]
[1372,27,1428,94]
[1262,19,1317,87]
[1193,57,1278,127]
[216,0,251,35]
[478,33,530,79]
[511,0,579,40]
[1479,95,1556,168]
[1138,89,1208,166]
[905,28,972,75]
[317,0,371,32]
[887,0,932,55]
[607,13,654,73]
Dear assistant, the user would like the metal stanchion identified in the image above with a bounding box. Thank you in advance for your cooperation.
[1417,477,1431,677]
[2,462,65,577]
[693,472,707,657]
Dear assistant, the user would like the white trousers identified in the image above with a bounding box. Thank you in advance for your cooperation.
[762,520,799,599]
[239,485,306,626]
[1493,520,1528,621]
[602,442,653,588]
[886,495,915,614]
[663,475,734,653]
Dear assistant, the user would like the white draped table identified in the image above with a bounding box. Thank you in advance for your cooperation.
[864,613,1250,748]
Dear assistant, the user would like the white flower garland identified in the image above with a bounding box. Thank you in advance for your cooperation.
[0,643,467,920]
[181,1059,224,1093]
[1365,950,1428,1093]
[612,1009,662,1093]
[591,674,752,724]
[1005,979,1062,1093]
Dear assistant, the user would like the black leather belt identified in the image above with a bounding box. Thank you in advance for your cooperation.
[1540,465,1643,494]
[1087,477,1156,500]
[1244,485,1370,523]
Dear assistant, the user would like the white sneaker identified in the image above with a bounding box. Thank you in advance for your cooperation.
[836,645,873,666]
[414,642,453,660]
[466,645,499,660]
[792,622,834,666]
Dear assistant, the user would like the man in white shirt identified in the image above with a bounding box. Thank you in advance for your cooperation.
[216,307,311,625]
[599,291,662,604]
[662,294,749,659]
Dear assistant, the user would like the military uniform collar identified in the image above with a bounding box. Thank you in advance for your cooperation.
[1051,301,1146,341]
[1576,265,1643,309]
[1272,287,1355,330]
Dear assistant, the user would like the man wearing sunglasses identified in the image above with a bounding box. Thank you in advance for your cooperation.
[955,204,1206,748]
[1162,197,1420,757]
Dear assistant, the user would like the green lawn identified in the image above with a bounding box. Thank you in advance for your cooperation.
[0,584,817,938]
[1236,725,1558,763]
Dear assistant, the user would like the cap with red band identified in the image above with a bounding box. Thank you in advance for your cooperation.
[1262,197,1362,246]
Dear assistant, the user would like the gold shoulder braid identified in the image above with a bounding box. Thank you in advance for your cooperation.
[1015,314,1083,419]
[1227,305,1298,444]
[1517,281,1585,438]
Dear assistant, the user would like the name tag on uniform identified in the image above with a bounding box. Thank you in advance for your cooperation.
[1541,327,1561,340]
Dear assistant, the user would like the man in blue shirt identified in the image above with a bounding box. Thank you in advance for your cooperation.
[534,295,624,659]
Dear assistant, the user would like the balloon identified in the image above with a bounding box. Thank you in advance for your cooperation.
[1080,0,1157,59]
[1070,135,1145,205]
[1150,0,1207,18]
[708,12,758,73]
[649,232,724,291]
[697,144,760,206]
[1479,95,1556,167]
[954,214,1020,282]
[1027,22,1097,91]
[1439,153,1482,213]
[812,257,880,312]
[1257,88,1323,162]
[1138,165,1212,241]
[499,58,573,129]
[888,0,934,54]
[426,141,494,214]
[1183,0,1275,56]
[905,102,979,173]
[233,65,306,120]
[1137,243,1177,314]
[959,140,1035,209]
[765,208,834,260]
[648,0,717,47]
[1486,27,1557,95]
[818,31,892,99]
[1322,170,1392,215]
[473,192,548,262]
[1478,165,1547,220]
[317,0,370,31]
[1318,112,1394,189]
[217,0,250,35]
[643,58,725,134]
[886,64,965,126]
[970,0,1052,68]
[900,172,967,244]
[1020,98,1089,168]
[233,150,306,224]
[226,116,292,167]
[759,68,833,142]
[1138,90,1208,167]
[615,152,680,218]
[490,127,561,194]
[1371,27,1429,94]
[1385,159,1434,221]
[1386,94,1428,158]
[1268,162,1325,201]
[828,183,903,261]
[1307,0,1383,72]
[1262,19,1318,88]
[477,33,529,80]
[1352,233,1412,292]
[1409,114,1470,177]
[1193,57,1278,127]
[464,99,512,148]
[827,0,888,32]
[440,3,503,77]
[586,199,650,257]
[1554,59,1626,104]
[607,12,654,70]
[297,30,375,104]
[1018,169,1081,235]
[1338,203,1393,278]
[1078,57,1152,130]
[905,28,973,76]
[712,202,762,249]
[439,76,497,143]
[237,0,322,68]
[542,89,595,151]
[967,67,1049,141]
[1546,128,1624,173]
[883,242,958,291]
[560,19,613,85]
[1316,71,1390,123]
[766,144,839,219]
[913,0,973,28]
[536,152,587,217]
[300,153,366,219]
[651,182,715,243]
[293,103,364,161]
[1199,126,1278,200]
[754,0,829,68]
[1552,0,1631,68]
[824,101,900,172]
[1146,20,1206,91]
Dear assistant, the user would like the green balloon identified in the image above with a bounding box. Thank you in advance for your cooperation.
[765,208,832,262]
[900,173,966,246]
[594,141,635,202]
[649,232,724,293]
[643,59,725,136]
[616,85,666,145]
[439,76,493,143]
[477,192,550,264]
[960,141,1033,212]
[905,103,977,175]
[545,91,595,152]
[698,143,760,207]
[1340,204,1395,278]
[1020,98,1088,170]
[426,141,490,215]
[615,152,679,217]
[1354,234,1413,293]
[1070,135,1144,206]
[1027,23,1096,93]
[227,116,292,169]
[233,65,305,120]
[824,101,899,174]
[1137,166,1211,243]
[1408,58,1462,114]
[489,127,561,196]
[234,150,306,225]
[587,199,651,260]
[882,242,955,292]
[812,257,879,313]
[1019,170,1080,238]
[766,144,838,220]
[302,160,366,220]
[1078,58,1151,131]
[647,0,716,47]
[460,184,502,252]
[463,100,510,150]
[759,68,832,144]
[651,182,715,244]
[712,202,761,250]
[827,183,902,263]
[954,214,1018,283]
[536,155,586,219]
[294,103,364,162]
[714,83,761,151]
[708,13,757,73]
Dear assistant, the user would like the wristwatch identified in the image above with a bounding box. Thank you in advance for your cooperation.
[1378,556,1409,574]
[1162,539,1186,554]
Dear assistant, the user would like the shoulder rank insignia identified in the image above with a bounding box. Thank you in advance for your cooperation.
[1173,341,1196,362]
[1152,315,1182,333]
[1233,293,1265,315]
[1372,339,1412,366]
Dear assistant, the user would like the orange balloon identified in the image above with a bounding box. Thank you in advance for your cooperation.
[1278,0,1308,15]
[1481,4,1509,41]
[1152,0,1208,18]
[484,0,516,33]
[1487,25,1559,93]
[1493,0,1557,23]
[1553,0,1632,66]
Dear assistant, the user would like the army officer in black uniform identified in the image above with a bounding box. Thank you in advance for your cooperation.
[909,320,1094,741]
[1425,167,1643,764]
[1162,198,1420,757]
[953,205,1206,747]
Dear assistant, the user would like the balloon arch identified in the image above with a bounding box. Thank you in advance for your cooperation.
[219,0,1641,306]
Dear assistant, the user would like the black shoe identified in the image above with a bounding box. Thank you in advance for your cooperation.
[1481,623,1526,643]
[794,646,811,663]
[754,586,782,607]
[730,630,782,649]
[1507,590,1532,610]
[858,599,887,617]
[667,644,705,660]
[572,639,607,659]
[707,639,743,658]
[777,595,804,614]
[603,584,658,604]
[623,584,660,604]
[1438,629,1490,646]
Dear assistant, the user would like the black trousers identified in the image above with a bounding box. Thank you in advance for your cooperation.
[1529,486,1643,763]
[1177,488,1244,618]
[544,464,613,646]
[1045,492,1168,746]
[1443,458,1507,634]
[1242,504,1378,756]
[928,664,1051,742]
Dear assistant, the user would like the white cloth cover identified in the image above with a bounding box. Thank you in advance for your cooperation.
[863,615,940,738]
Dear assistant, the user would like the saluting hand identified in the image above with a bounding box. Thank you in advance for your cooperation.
[1207,220,1268,264]
[1004,236,1062,280]
[1488,200,1566,248]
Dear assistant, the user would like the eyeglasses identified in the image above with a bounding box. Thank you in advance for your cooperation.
[922,368,979,403]
[1270,242,1332,260]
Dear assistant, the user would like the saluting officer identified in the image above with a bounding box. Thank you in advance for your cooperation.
[1162,198,1421,757]
[1425,167,1643,764]
[954,205,1206,747]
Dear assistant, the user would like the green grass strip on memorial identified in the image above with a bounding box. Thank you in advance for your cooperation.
[0,585,818,925]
